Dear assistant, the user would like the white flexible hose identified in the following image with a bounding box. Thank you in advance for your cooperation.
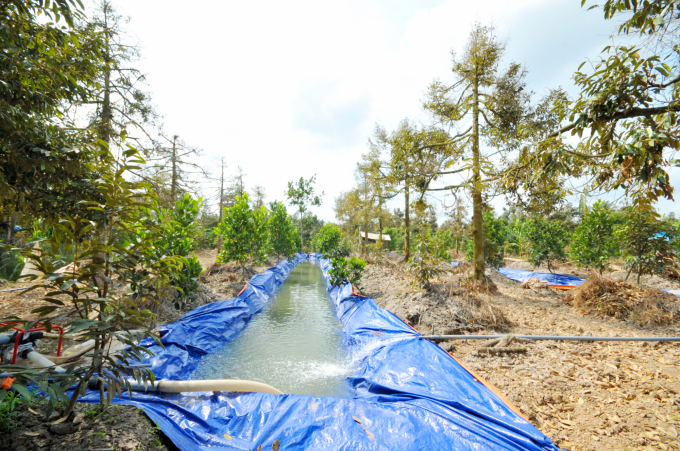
[124,379,283,395]
[26,351,66,373]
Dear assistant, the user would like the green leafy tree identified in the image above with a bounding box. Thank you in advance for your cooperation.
[374,121,452,260]
[466,211,508,268]
[615,209,679,284]
[383,226,404,252]
[286,175,323,250]
[0,0,103,218]
[217,193,270,269]
[136,193,204,310]
[329,256,366,289]
[1,146,174,419]
[526,219,569,273]
[312,224,349,259]
[268,201,297,260]
[570,200,616,274]
[511,1,680,210]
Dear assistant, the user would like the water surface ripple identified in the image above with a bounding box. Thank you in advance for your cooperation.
[191,263,354,398]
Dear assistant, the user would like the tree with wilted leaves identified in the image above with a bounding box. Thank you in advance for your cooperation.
[424,23,532,279]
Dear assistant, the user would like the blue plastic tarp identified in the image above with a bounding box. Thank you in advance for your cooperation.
[79,254,559,451]
[497,268,584,287]
[452,261,583,287]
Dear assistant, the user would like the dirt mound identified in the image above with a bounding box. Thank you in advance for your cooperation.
[200,261,256,283]
[565,273,680,326]
[458,273,499,294]
[360,264,511,335]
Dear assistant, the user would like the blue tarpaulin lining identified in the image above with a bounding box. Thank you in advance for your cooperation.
[496,268,585,287]
[78,254,559,451]
[450,261,584,287]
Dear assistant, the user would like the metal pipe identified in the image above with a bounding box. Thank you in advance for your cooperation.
[422,334,680,342]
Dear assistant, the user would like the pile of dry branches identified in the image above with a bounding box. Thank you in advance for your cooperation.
[566,273,680,326]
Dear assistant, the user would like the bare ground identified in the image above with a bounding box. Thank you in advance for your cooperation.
[0,401,177,451]
[361,261,680,451]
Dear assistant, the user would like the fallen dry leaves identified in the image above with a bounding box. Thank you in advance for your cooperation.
[363,261,680,451]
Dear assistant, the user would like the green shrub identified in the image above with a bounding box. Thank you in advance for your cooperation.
[507,217,531,258]
[383,227,403,252]
[431,229,453,261]
[570,200,616,273]
[217,193,270,267]
[0,247,24,281]
[407,239,444,290]
[133,193,204,310]
[615,209,679,284]
[268,201,297,260]
[312,223,349,259]
[329,256,366,288]
[527,219,568,272]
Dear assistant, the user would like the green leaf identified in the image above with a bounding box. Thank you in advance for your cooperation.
[11,383,32,401]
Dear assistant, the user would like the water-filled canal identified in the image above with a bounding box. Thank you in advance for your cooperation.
[191,263,354,398]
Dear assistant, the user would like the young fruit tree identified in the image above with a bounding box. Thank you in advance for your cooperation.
[329,256,367,289]
[615,209,679,284]
[527,219,569,273]
[216,193,270,270]
[268,201,297,261]
[312,223,349,259]
[465,212,508,269]
[570,200,616,274]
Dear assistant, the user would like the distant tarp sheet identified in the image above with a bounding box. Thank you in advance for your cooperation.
[497,268,584,288]
[80,254,558,451]
[451,261,584,288]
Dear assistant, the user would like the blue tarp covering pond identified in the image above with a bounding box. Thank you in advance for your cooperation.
[80,254,559,451]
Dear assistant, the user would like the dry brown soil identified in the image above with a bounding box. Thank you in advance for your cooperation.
[361,261,680,451]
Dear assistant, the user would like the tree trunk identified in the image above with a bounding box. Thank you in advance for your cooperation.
[101,5,111,148]
[471,73,485,280]
[299,213,304,250]
[378,209,383,250]
[217,162,224,254]
[404,178,411,260]
[171,135,178,204]
[6,212,16,242]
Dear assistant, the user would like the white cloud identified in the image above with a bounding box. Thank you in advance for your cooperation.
[105,0,667,222]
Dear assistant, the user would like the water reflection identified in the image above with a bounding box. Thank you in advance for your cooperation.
[191,263,354,398]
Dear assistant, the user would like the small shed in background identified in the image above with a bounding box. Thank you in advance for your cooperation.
[360,231,391,248]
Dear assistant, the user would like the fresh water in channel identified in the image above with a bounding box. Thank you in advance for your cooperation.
[191,263,354,398]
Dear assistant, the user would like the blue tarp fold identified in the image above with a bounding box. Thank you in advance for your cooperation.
[497,268,584,287]
[79,254,559,451]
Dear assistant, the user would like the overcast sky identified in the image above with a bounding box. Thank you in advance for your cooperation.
[107,0,678,221]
